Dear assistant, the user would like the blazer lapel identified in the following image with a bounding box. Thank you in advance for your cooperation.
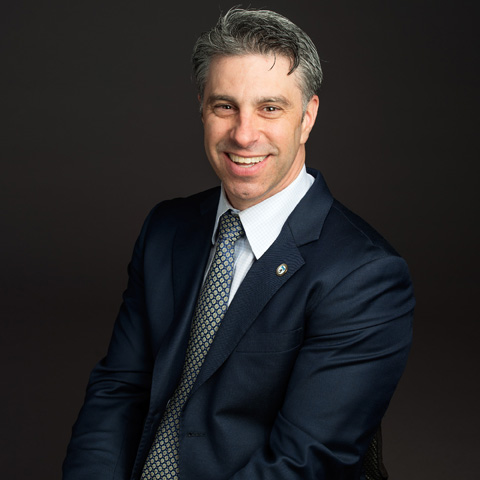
[149,189,219,402]
[171,196,218,319]
[191,223,304,396]
[191,168,334,396]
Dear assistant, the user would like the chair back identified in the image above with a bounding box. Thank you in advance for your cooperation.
[362,427,389,480]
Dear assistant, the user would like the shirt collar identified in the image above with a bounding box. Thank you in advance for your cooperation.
[211,165,314,259]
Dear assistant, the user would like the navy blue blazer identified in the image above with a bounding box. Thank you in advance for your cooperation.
[63,168,415,479]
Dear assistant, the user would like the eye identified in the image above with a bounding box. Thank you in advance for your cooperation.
[213,104,236,116]
[261,105,282,118]
[214,104,234,111]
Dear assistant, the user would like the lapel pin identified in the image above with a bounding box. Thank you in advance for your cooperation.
[276,263,288,276]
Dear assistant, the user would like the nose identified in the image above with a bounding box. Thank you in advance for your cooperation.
[230,111,260,148]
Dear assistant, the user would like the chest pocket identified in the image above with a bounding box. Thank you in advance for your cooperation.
[235,327,304,353]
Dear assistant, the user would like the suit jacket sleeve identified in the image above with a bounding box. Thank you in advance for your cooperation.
[230,253,414,479]
[62,207,158,479]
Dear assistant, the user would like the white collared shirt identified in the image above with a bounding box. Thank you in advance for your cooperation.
[205,166,314,305]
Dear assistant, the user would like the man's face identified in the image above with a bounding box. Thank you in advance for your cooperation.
[201,54,318,210]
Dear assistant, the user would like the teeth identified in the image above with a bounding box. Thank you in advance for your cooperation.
[229,154,267,165]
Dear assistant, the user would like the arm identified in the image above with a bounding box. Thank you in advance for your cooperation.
[63,209,157,479]
[231,255,414,479]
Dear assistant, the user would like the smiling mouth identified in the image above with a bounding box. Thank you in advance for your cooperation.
[228,153,268,166]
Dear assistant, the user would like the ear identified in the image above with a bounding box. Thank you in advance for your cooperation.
[300,95,319,144]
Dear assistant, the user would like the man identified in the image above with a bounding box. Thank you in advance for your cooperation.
[63,8,414,480]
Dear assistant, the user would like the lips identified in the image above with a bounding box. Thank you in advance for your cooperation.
[228,153,268,166]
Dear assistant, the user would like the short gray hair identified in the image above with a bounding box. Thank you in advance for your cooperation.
[192,7,323,110]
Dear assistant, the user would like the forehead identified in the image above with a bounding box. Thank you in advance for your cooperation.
[204,54,303,101]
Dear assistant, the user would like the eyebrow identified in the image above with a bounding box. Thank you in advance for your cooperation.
[205,94,236,105]
[205,94,292,108]
[259,96,292,107]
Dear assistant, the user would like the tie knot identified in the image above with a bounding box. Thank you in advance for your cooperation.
[218,210,245,243]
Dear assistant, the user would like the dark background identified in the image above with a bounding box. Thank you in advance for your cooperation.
[1,1,478,478]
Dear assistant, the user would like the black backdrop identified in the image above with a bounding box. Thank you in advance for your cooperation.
[1,1,479,478]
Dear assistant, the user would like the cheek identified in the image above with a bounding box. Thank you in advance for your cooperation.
[269,121,300,146]
[203,124,214,143]
[204,123,225,149]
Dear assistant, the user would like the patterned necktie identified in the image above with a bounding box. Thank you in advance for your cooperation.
[141,211,245,480]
